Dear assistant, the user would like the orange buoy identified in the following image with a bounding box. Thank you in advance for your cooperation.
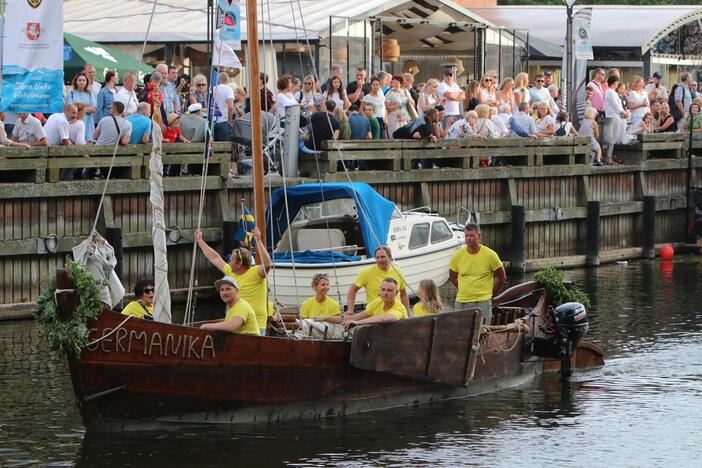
[660,244,674,261]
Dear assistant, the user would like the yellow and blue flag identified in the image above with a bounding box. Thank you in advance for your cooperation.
[234,200,255,248]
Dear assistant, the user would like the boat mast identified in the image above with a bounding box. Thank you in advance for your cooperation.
[246,0,267,248]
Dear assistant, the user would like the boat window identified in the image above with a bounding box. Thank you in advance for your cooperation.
[291,198,357,225]
[408,223,430,250]
[431,221,453,244]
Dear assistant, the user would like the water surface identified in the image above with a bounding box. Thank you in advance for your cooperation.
[1,258,701,467]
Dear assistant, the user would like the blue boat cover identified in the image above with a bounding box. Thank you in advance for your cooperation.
[272,250,361,263]
[267,182,396,257]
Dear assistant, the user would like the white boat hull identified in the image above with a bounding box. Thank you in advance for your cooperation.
[269,237,463,308]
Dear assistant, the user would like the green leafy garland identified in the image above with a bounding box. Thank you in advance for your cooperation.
[534,266,591,309]
[33,261,106,356]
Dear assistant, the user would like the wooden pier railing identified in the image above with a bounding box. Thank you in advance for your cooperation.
[1,133,701,317]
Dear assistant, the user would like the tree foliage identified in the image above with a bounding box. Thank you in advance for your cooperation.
[534,266,591,308]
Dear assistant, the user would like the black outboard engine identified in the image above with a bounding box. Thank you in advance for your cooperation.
[530,302,589,382]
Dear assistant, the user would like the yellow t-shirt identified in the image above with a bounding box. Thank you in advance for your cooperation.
[353,264,408,302]
[448,245,503,303]
[412,301,432,317]
[121,301,154,319]
[223,264,268,331]
[299,296,341,319]
[224,299,260,335]
[365,297,407,321]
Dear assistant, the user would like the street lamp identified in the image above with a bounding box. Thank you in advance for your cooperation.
[563,0,577,113]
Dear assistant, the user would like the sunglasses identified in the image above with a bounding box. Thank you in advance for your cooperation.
[143,288,155,294]
[197,83,207,87]
[536,79,544,83]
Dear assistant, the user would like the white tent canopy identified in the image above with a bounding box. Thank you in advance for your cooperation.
[470,5,702,53]
[64,0,493,44]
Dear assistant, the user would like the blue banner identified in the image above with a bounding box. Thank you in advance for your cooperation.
[1,0,64,113]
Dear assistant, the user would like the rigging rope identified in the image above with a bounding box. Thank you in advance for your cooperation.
[183,12,227,326]
[90,0,160,236]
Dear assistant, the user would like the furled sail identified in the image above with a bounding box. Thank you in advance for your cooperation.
[72,233,125,308]
[149,122,172,323]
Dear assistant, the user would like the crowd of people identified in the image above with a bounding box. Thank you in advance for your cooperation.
[122,221,506,337]
[2,61,700,171]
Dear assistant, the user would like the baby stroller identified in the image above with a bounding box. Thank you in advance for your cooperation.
[231,111,281,175]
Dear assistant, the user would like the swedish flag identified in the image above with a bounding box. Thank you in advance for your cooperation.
[234,201,255,248]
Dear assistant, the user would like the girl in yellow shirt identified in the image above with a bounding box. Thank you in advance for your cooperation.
[300,273,342,323]
[412,279,443,317]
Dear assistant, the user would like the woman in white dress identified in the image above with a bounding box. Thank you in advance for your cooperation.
[275,74,298,126]
[534,102,556,137]
[604,75,629,163]
[298,75,323,113]
[627,75,650,127]
[362,77,386,137]
[418,78,441,116]
[474,104,499,139]
[322,76,350,113]
[514,72,531,108]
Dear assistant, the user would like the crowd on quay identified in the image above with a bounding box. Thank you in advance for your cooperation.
[3,61,701,172]
[122,221,506,337]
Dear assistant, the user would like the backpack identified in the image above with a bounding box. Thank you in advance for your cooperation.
[136,86,149,103]
[555,122,568,137]
[668,83,684,122]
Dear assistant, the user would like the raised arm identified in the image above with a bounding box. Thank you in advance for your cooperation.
[252,226,272,277]
[194,228,227,272]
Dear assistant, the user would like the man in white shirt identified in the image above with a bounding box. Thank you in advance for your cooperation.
[115,72,139,116]
[44,104,78,146]
[0,112,30,148]
[12,113,47,146]
[437,69,464,128]
[84,64,102,97]
[212,71,235,141]
[645,72,669,102]
[529,74,551,104]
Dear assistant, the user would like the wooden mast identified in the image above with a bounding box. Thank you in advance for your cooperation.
[246,0,266,247]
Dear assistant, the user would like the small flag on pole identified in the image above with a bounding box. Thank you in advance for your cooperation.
[233,199,255,248]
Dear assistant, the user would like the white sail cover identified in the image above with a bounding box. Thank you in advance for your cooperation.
[72,233,125,308]
[149,123,172,323]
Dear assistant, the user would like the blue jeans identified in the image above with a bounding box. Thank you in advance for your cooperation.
[214,121,232,142]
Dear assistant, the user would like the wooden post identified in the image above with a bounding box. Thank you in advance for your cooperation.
[643,196,656,259]
[105,227,123,279]
[586,201,600,266]
[222,221,237,255]
[246,0,266,248]
[510,205,525,273]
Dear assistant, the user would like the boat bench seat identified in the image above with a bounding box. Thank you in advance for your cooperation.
[294,228,346,251]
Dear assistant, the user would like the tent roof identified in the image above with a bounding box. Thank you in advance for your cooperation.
[469,5,702,52]
[63,0,492,44]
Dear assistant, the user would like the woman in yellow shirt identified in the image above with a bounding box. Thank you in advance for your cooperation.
[300,273,341,323]
[201,276,260,335]
[121,278,155,319]
[412,279,443,317]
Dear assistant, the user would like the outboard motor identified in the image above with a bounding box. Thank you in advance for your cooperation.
[530,302,589,382]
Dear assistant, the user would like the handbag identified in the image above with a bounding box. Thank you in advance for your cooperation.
[405,89,419,120]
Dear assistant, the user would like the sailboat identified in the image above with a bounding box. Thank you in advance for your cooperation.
[50,0,605,432]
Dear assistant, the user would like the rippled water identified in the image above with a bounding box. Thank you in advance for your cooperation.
[1,258,702,467]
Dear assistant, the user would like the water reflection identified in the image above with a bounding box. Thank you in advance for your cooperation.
[1,257,701,466]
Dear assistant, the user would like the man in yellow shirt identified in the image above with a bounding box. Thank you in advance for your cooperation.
[343,278,407,329]
[449,222,506,324]
[201,276,260,335]
[347,246,410,313]
[195,226,271,335]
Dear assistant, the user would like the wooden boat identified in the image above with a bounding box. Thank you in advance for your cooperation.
[56,271,604,432]
[267,182,463,307]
